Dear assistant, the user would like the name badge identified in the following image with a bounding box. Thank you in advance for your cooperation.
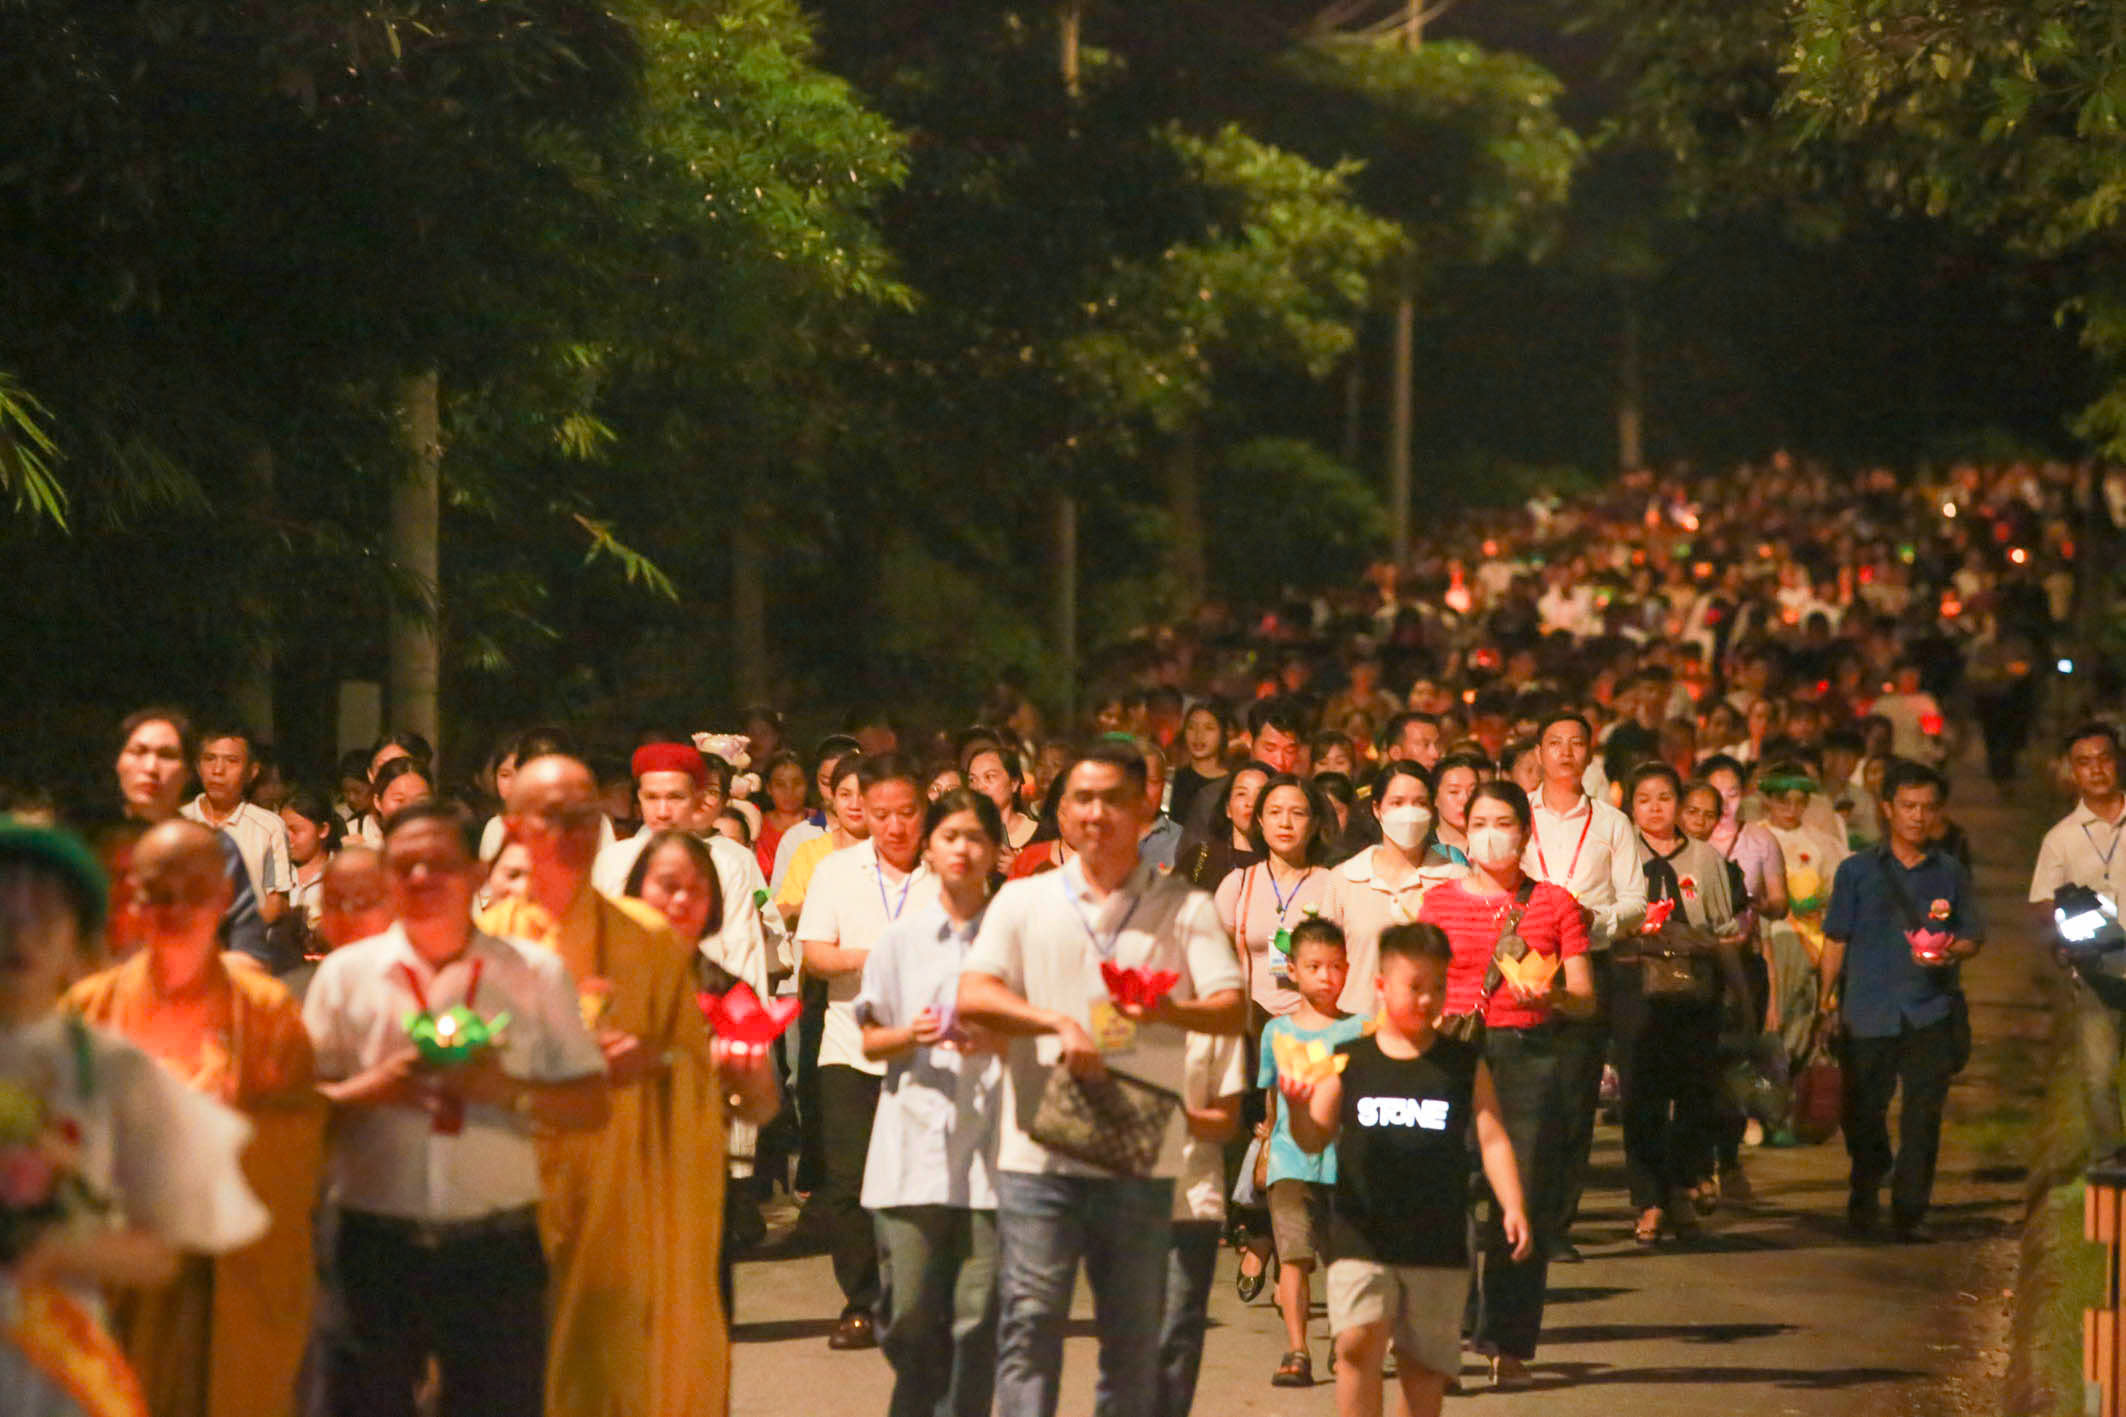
[1089,999,1138,1055]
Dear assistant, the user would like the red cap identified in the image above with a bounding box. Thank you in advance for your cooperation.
[631,743,708,785]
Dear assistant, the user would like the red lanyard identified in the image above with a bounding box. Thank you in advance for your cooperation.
[1535,808,1593,886]
[400,955,483,1015]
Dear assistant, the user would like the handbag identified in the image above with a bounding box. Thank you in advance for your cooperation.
[1438,880,1538,1044]
[1634,848,1719,1003]
[1026,1061,1181,1179]
[1790,1035,1843,1144]
[1871,849,1972,1073]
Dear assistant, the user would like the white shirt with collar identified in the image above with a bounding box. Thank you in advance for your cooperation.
[592,829,770,996]
[1323,846,1466,1014]
[181,796,292,901]
[2030,798,2126,905]
[963,854,1244,1179]
[302,924,606,1222]
[1524,790,1647,951]
[796,839,934,1077]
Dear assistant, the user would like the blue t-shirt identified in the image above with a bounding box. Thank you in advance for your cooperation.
[1259,1011,1369,1185]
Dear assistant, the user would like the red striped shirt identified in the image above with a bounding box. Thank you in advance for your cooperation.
[1418,878,1590,1030]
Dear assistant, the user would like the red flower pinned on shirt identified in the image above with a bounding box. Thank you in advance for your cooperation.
[1640,898,1677,933]
[1927,898,1952,922]
[1678,875,1699,900]
[697,980,801,1045]
[1919,713,1944,737]
[1100,963,1180,1010]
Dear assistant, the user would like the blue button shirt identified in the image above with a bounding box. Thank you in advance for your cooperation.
[1823,846,1983,1039]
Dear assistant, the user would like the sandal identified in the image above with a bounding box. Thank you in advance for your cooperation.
[1634,1208,1663,1246]
[1271,1350,1313,1387]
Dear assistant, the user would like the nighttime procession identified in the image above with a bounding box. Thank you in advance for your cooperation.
[3,1,2124,1414]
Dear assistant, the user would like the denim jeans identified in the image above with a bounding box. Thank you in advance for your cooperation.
[875,1206,999,1417]
[994,1171,1174,1417]
[1154,1221,1221,1417]
[1470,1024,1565,1361]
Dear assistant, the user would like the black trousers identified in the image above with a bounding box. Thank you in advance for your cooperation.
[1611,970,1722,1211]
[315,1208,547,1417]
[1840,1017,1957,1227]
[820,1063,884,1314]
[1552,953,1612,1241]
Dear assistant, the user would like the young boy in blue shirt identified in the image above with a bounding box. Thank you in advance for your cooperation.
[1256,918,1367,1387]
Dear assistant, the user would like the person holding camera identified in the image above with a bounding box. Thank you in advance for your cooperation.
[2028,721,2126,1158]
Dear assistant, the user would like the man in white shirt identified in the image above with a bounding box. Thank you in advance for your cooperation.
[303,803,609,1417]
[1523,711,1646,1263]
[959,742,1246,1417]
[2029,722,2126,1157]
[796,753,934,1350]
[592,741,769,997]
[181,724,293,927]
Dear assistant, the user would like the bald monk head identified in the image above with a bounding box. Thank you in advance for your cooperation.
[131,820,231,987]
[506,754,602,888]
[316,845,392,952]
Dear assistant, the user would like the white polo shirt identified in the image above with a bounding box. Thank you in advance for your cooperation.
[181,797,291,902]
[2029,799,2126,905]
[963,856,1245,1179]
[592,829,771,995]
[1524,792,1647,951]
[796,840,934,1077]
[302,924,606,1222]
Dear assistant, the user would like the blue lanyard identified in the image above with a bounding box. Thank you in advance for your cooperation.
[2085,819,2124,873]
[1061,875,1142,961]
[1265,864,1312,922]
[876,863,916,922]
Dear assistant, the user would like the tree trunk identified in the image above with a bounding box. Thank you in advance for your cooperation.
[1058,0,1082,96]
[390,368,442,754]
[1166,426,1208,610]
[731,514,770,706]
[1052,489,1078,724]
[1388,273,1414,569]
[231,442,276,742]
[1342,352,1364,468]
[1617,288,1644,473]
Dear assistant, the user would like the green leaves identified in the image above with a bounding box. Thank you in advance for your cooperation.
[0,374,65,528]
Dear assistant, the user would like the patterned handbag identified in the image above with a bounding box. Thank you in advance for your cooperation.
[1026,1061,1181,1178]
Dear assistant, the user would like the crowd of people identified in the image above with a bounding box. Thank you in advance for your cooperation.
[0,449,2108,1417]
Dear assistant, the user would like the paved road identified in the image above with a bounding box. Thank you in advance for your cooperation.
[730,757,2048,1416]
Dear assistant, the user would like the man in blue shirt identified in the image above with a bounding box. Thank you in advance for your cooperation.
[1821,759,1983,1242]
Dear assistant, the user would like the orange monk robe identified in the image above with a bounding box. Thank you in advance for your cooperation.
[482,887,729,1417]
[66,953,323,1417]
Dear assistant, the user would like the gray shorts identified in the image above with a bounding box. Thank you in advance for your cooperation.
[1325,1257,1468,1378]
[1267,1179,1329,1265]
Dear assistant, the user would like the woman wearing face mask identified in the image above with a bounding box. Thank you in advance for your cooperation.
[1215,776,1335,1021]
[1616,764,1746,1244]
[1418,781,1593,1390]
[1182,761,1271,890]
[1323,763,1464,1018]
[1428,752,1488,868]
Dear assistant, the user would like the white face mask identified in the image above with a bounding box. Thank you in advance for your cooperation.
[1379,805,1433,850]
[1467,825,1521,868]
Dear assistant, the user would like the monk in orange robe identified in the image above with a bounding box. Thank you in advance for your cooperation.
[482,754,777,1417]
[66,820,322,1417]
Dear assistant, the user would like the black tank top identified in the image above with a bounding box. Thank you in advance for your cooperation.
[1329,1032,1480,1267]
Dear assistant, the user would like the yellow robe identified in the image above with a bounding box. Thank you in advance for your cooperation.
[482,887,729,1417]
[66,954,323,1417]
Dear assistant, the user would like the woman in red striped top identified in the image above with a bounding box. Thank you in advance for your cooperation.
[1418,780,1591,1390]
